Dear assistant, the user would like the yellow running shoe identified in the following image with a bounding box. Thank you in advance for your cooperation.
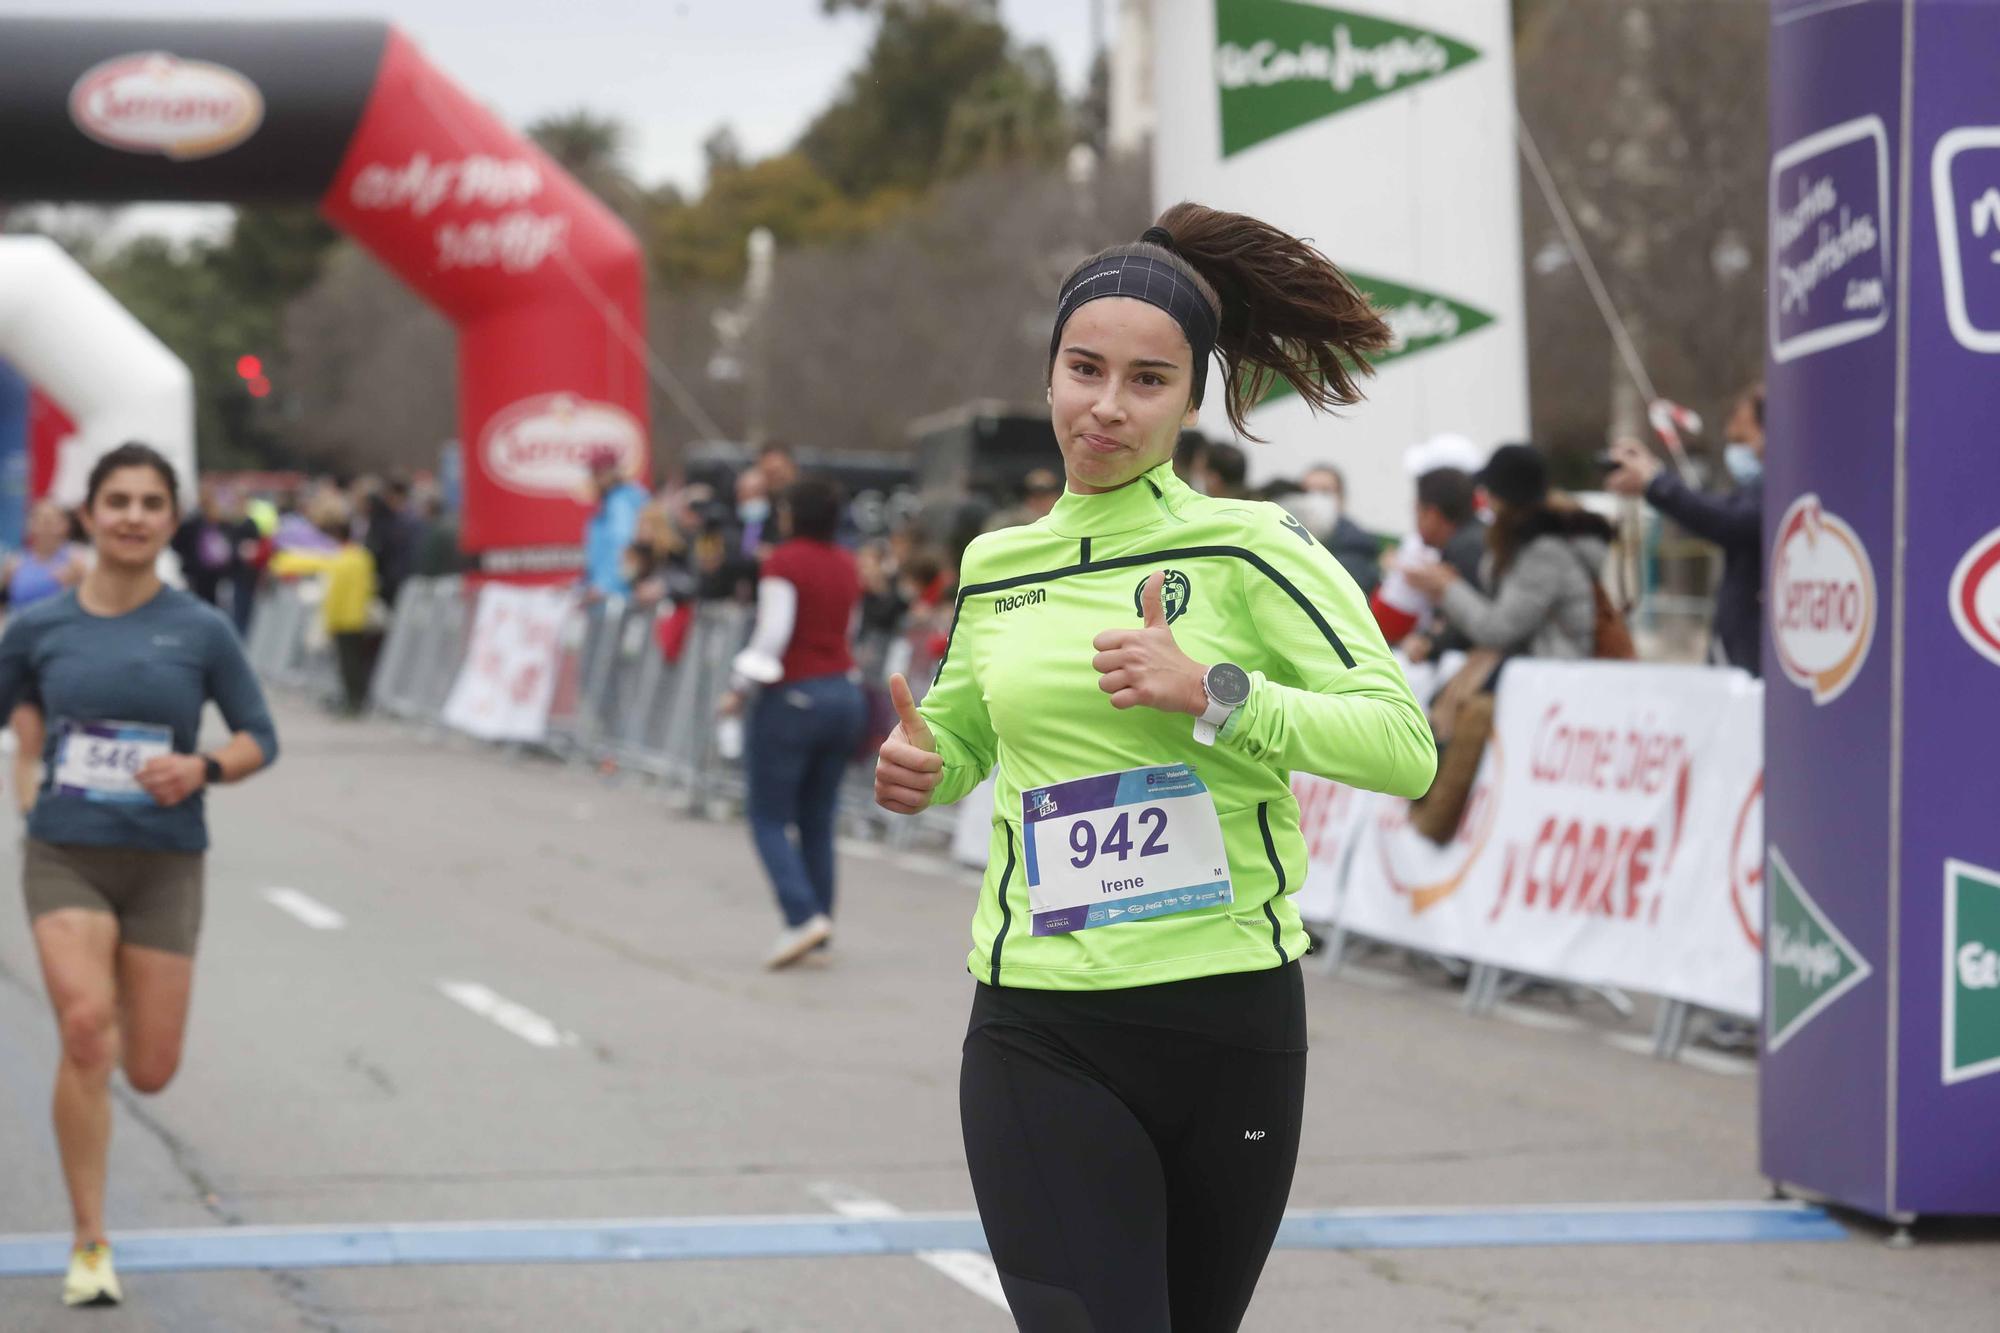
[62,1241,122,1308]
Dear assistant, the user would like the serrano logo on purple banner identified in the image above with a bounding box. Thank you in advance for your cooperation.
[1769,114,1890,363]
[1771,494,1876,705]
[1948,525,2000,668]
[1931,127,2000,354]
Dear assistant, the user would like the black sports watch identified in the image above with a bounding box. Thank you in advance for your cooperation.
[201,755,224,786]
[1194,662,1252,746]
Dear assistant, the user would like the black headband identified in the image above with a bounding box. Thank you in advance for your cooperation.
[1049,241,1218,407]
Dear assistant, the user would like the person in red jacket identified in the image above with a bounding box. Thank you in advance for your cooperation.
[718,475,866,967]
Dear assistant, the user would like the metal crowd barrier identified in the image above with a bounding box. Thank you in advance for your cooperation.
[250,577,1746,1066]
[252,576,920,847]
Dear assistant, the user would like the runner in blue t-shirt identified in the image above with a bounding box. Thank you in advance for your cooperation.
[0,444,279,1309]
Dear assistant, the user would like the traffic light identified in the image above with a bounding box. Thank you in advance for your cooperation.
[235,354,271,399]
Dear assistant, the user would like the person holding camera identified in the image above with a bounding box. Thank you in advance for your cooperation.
[1605,384,1764,676]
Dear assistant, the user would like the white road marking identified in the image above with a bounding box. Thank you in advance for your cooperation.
[810,1182,1008,1312]
[1330,965,1413,992]
[1490,1002,1587,1033]
[1603,1032,1757,1076]
[1673,1046,1758,1077]
[437,981,578,1049]
[261,888,346,931]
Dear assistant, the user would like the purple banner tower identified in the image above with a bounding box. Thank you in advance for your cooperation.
[1765,0,2000,1225]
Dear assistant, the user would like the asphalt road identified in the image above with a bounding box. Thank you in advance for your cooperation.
[0,697,1994,1331]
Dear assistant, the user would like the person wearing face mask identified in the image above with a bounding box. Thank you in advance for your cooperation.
[1299,463,1385,597]
[872,204,1434,1333]
[1606,383,1764,676]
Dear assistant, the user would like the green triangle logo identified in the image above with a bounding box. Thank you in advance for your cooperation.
[1216,1,1482,158]
[1256,270,1495,405]
[1944,858,2000,1085]
[1766,846,1873,1052]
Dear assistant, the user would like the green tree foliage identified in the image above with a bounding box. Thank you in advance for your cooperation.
[529,109,647,226]
[93,206,335,470]
[797,5,1063,198]
[645,3,1072,289]
[648,152,907,288]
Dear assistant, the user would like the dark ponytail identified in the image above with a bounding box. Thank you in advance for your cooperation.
[1057,202,1394,442]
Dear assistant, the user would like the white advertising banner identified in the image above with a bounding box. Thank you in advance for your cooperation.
[1294,661,1765,1017]
[1151,0,1530,535]
[441,583,574,743]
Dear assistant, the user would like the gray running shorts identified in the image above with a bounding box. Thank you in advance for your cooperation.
[22,838,205,956]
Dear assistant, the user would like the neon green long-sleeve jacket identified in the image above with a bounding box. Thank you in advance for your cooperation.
[920,458,1437,991]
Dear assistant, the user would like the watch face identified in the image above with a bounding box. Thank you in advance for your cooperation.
[1207,662,1251,707]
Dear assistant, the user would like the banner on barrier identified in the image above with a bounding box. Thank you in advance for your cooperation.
[441,583,573,742]
[1294,661,1764,1017]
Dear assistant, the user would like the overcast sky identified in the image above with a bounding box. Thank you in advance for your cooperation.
[2,0,1102,240]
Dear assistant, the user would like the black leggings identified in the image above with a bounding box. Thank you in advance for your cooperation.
[960,966,1307,1333]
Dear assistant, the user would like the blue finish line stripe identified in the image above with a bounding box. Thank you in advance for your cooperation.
[0,1203,1845,1278]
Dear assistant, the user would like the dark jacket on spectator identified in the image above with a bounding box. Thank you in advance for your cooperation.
[1326,515,1384,598]
[1645,471,1762,676]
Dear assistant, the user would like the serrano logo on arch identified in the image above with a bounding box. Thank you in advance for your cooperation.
[69,52,264,160]
[480,393,645,499]
[1948,525,2000,669]
[1771,494,1876,705]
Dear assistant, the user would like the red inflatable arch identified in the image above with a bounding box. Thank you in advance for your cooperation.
[0,19,649,575]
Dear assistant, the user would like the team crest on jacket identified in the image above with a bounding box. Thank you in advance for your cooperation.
[1135,569,1193,625]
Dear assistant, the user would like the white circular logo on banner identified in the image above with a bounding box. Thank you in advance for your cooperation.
[1770,494,1876,705]
[1948,525,2000,669]
[69,53,265,160]
[480,393,645,499]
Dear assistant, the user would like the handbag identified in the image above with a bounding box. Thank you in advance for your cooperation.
[1569,543,1636,660]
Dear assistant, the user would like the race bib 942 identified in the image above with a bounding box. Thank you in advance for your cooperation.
[1022,763,1233,935]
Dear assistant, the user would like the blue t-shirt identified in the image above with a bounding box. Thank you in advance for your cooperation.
[0,587,280,852]
[7,551,71,610]
[584,483,648,599]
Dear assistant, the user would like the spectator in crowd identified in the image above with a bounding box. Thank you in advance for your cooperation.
[1399,445,1616,845]
[857,537,908,638]
[734,467,776,561]
[170,481,240,608]
[4,499,86,613]
[755,440,798,495]
[364,479,417,611]
[582,447,648,602]
[985,467,1062,531]
[1377,467,1487,660]
[1204,440,1249,500]
[412,492,463,578]
[272,494,380,715]
[1298,462,1385,597]
[624,497,692,606]
[3,499,86,814]
[1606,383,1764,675]
[1172,432,1210,494]
[225,495,268,637]
[719,475,867,969]
[273,487,337,553]
[1401,443,1614,661]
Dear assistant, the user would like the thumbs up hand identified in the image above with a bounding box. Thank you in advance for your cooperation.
[875,671,944,815]
[1092,570,1209,717]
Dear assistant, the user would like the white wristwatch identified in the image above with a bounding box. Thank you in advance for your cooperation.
[1193,662,1252,746]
